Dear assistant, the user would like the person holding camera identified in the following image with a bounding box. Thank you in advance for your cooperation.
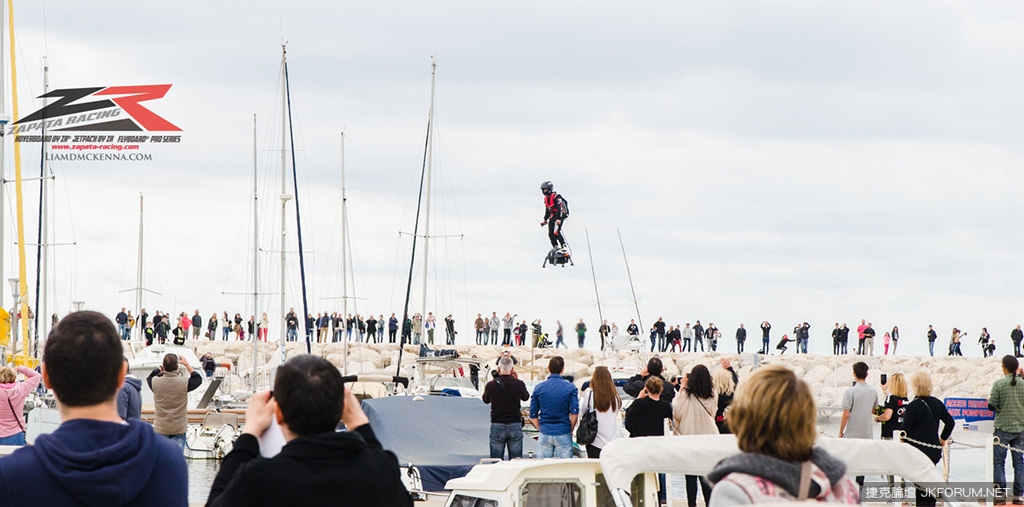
[482,355,530,460]
[206,355,412,507]
[623,357,675,405]
[148,353,203,450]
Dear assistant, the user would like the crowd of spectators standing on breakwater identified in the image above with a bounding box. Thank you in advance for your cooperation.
[112,307,1024,360]
[13,306,1024,506]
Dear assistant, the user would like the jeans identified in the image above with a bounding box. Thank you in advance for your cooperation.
[118,324,129,340]
[995,429,1024,498]
[166,433,187,450]
[928,340,934,356]
[222,327,230,341]
[762,337,770,354]
[287,328,298,342]
[798,337,808,353]
[490,330,498,345]
[536,433,572,459]
[0,432,25,445]
[476,330,485,345]
[489,422,524,460]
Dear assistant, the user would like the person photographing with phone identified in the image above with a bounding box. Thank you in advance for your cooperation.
[148,353,203,450]
[206,355,411,507]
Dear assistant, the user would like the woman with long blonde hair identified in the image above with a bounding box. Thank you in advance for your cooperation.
[579,366,621,458]
[712,358,738,434]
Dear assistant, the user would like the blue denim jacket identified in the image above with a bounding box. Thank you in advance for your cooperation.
[529,374,579,436]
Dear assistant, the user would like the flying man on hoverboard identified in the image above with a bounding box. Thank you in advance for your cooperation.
[540,181,572,267]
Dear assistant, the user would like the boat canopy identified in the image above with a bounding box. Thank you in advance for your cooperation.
[362,395,535,491]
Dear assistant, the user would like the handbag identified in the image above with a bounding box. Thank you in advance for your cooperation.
[575,390,598,446]
[5,391,24,433]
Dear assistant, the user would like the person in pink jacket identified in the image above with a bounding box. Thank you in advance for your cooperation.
[0,365,41,445]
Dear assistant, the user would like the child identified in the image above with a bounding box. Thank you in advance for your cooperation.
[883,332,891,355]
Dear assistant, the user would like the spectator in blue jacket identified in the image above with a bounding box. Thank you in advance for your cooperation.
[528,356,579,458]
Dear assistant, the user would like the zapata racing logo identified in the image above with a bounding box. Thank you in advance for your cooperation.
[10,84,181,134]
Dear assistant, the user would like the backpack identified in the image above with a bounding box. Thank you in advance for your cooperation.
[560,195,569,217]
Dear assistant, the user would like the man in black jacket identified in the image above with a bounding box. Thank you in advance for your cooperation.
[623,357,675,405]
[206,355,411,507]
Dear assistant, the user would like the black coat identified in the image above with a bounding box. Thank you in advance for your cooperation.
[207,425,412,507]
[900,396,954,464]
[623,373,675,405]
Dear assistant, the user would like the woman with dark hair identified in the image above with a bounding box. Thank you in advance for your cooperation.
[901,371,954,506]
[579,366,622,458]
[891,325,900,354]
[207,313,218,341]
[673,364,718,507]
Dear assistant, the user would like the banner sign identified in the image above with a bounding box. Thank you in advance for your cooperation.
[9,84,182,161]
[944,397,994,422]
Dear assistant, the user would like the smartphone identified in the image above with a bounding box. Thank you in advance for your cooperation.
[880,374,888,385]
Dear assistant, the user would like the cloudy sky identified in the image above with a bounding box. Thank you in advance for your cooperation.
[4,1,1024,357]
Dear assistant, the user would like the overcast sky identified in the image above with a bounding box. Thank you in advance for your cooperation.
[4,1,1024,357]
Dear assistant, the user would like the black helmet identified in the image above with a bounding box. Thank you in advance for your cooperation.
[540,181,553,193]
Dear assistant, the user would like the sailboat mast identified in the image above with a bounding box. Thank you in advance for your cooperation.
[7,0,32,366]
[35,56,49,349]
[394,59,435,375]
[585,228,605,349]
[340,131,348,374]
[0,0,6,315]
[279,46,291,345]
[419,58,436,322]
[617,227,643,333]
[283,55,312,355]
[251,115,259,392]
[136,194,143,336]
